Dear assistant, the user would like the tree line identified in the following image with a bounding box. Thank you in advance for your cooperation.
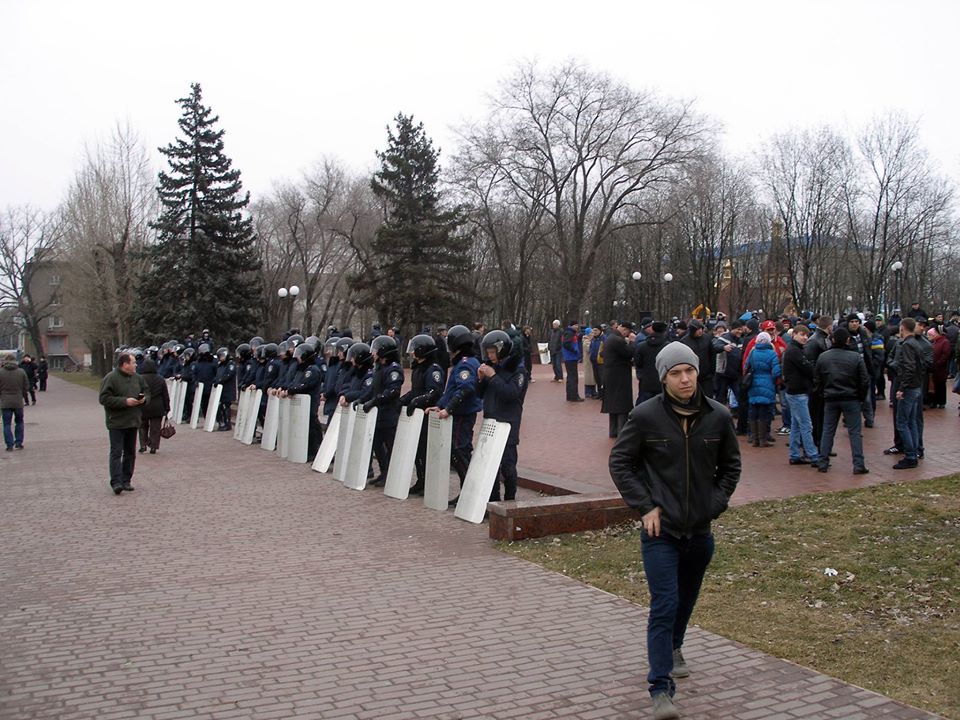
[1,61,957,375]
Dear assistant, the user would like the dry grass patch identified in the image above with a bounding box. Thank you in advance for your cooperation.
[52,370,105,392]
[501,475,960,719]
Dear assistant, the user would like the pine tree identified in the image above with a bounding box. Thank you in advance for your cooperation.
[135,83,262,347]
[350,113,475,332]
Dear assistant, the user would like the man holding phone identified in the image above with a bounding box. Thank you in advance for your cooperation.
[99,352,150,495]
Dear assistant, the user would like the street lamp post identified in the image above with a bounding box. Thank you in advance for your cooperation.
[663,272,673,318]
[891,261,903,316]
[277,285,300,331]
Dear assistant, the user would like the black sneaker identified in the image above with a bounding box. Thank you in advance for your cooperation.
[789,458,811,465]
[892,459,918,470]
[112,485,123,495]
[853,467,870,475]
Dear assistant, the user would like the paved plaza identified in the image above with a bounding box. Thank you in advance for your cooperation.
[1,374,949,719]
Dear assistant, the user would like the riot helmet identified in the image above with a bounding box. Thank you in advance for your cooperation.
[216,347,229,361]
[132,347,144,358]
[262,343,279,359]
[370,335,399,362]
[335,337,355,357]
[304,335,320,349]
[173,344,185,356]
[278,340,291,357]
[198,343,211,356]
[408,334,437,360]
[182,347,196,360]
[287,333,304,348]
[293,342,317,363]
[249,336,264,349]
[446,324,474,354]
[236,343,252,361]
[346,342,373,368]
[481,330,513,361]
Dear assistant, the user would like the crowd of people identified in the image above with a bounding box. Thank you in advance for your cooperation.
[0,352,48,451]
[547,304,960,473]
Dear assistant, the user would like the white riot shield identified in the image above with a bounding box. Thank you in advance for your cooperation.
[424,414,453,511]
[204,384,223,432]
[286,395,310,463]
[261,393,280,451]
[233,389,249,440]
[241,389,262,445]
[343,406,378,491]
[277,397,291,459]
[332,406,356,482]
[383,409,424,500]
[174,381,188,424]
[454,419,511,524]
[312,408,341,474]
[189,383,204,429]
[165,379,176,419]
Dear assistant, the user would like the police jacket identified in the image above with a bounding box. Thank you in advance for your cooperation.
[213,359,237,403]
[193,358,217,388]
[342,366,374,405]
[609,392,740,539]
[259,358,283,391]
[364,361,404,427]
[178,360,195,385]
[322,358,341,417]
[333,362,353,402]
[287,362,323,414]
[399,361,444,413]
[279,358,297,390]
[782,341,814,395]
[438,354,482,415]
[239,358,258,388]
[252,361,267,389]
[476,353,525,444]
[158,355,177,379]
[814,347,869,402]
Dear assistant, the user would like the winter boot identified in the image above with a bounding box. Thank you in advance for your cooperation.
[761,420,775,447]
[751,420,761,447]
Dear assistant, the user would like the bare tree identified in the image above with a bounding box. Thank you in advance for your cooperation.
[0,206,61,358]
[60,123,155,372]
[461,60,709,319]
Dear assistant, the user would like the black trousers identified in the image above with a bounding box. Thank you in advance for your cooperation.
[564,360,580,400]
[217,400,233,429]
[489,441,518,502]
[608,413,628,438]
[372,424,397,480]
[108,427,138,489]
[39,376,47,391]
[139,416,161,450]
[809,392,825,449]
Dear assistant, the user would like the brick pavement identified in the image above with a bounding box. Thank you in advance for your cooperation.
[518,364,959,505]
[0,376,945,720]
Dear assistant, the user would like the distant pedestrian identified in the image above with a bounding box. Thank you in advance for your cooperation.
[813,328,870,475]
[38,356,48,392]
[601,321,635,437]
[99,352,149,495]
[19,354,38,405]
[547,319,563,381]
[138,359,170,454]
[609,341,740,720]
[562,320,583,401]
[1,352,29,451]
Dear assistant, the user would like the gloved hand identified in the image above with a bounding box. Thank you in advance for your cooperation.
[405,404,415,417]
[351,401,361,411]
[362,401,375,414]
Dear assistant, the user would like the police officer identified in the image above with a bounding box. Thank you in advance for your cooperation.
[256,343,282,433]
[177,347,197,418]
[339,343,375,409]
[427,324,482,505]
[330,338,357,417]
[320,337,343,423]
[193,343,217,419]
[399,334,445,495]
[478,329,527,502]
[285,341,324,461]
[365,335,405,487]
[213,347,237,431]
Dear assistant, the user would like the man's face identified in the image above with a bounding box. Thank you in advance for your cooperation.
[848,319,860,333]
[900,324,912,339]
[793,331,809,346]
[664,364,698,400]
[486,348,498,364]
[618,325,631,338]
[120,357,137,375]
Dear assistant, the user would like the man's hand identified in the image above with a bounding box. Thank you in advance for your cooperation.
[478,364,495,379]
[338,396,348,407]
[437,408,450,419]
[125,397,142,407]
[642,507,662,537]
[896,390,904,400]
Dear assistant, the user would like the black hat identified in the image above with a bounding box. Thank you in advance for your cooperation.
[846,313,860,322]
[619,320,636,331]
[640,318,653,329]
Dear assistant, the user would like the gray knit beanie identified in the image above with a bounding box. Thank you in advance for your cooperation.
[655,342,700,381]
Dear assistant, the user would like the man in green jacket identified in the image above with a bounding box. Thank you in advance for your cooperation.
[99,352,149,495]
[1,352,30,451]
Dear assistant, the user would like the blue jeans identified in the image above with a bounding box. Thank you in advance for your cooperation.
[2,407,24,448]
[778,389,791,427]
[819,399,865,470]
[641,531,715,697]
[895,387,921,461]
[785,393,819,462]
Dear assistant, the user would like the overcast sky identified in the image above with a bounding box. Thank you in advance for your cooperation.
[3,0,958,210]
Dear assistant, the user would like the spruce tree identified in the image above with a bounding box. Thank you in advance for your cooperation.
[135,83,262,347]
[351,113,475,331]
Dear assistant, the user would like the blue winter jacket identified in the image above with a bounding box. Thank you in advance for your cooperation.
[746,343,781,405]
[561,326,582,362]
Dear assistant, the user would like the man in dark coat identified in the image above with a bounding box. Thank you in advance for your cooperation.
[37,356,49,391]
[634,321,670,404]
[19,354,38,405]
[601,321,635,437]
[138,359,170,453]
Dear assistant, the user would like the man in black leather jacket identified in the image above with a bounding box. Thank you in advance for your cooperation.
[813,327,870,474]
[609,342,740,720]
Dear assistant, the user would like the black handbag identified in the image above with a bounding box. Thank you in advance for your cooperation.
[160,417,176,439]
[741,371,754,390]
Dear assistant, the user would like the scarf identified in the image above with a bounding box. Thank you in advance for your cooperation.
[665,386,702,434]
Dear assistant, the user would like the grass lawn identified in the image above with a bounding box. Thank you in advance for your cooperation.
[501,475,960,719]
[51,370,105,392]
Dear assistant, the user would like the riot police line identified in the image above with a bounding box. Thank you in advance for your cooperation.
[129,325,526,524]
